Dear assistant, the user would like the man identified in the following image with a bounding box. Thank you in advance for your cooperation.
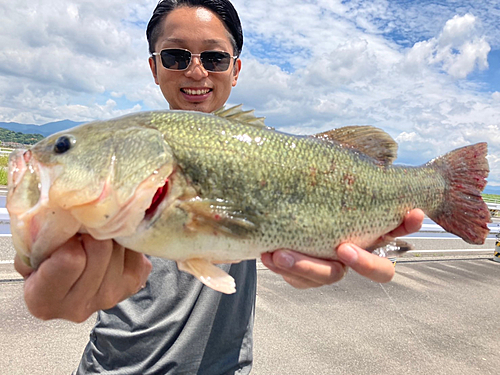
[15,0,424,373]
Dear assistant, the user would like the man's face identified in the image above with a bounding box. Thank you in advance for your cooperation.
[149,7,241,113]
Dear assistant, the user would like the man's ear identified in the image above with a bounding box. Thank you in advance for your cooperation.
[232,58,241,87]
[149,56,159,85]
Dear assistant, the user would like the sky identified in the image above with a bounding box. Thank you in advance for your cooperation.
[0,0,499,190]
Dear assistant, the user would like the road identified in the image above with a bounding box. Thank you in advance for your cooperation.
[1,247,499,374]
[0,179,498,374]
[253,257,499,375]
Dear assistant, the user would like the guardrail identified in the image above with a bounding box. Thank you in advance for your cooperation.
[0,147,13,155]
[484,196,500,204]
[418,222,500,235]
[0,208,498,234]
[0,208,8,221]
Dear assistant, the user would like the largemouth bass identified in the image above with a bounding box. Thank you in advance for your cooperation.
[7,106,490,293]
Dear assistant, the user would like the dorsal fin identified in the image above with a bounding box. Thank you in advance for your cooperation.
[213,105,268,128]
[314,125,398,165]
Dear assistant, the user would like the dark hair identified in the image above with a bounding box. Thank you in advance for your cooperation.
[146,0,243,56]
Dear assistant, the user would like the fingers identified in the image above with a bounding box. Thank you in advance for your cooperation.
[388,209,425,238]
[261,250,347,289]
[28,236,87,299]
[23,236,88,320]
[261,209,424,289]
[20,235,152,323]
[334,209,422,283]
[91,243,152,312]
[69,235,115,309]
[14,254,34,279]
[337,243,395,283]
[122,247,152,295]
[262,244,395,288]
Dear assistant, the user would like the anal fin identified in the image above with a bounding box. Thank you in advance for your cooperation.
[177,259,236,294]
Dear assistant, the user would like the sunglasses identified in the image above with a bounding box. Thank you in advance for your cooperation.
[152,48,238,72]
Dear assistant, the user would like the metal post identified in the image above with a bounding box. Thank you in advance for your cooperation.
[494,233,500,263]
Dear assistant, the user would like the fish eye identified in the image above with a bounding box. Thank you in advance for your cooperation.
[54,135,74,154]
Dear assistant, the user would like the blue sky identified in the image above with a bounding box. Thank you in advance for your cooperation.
[0,0,499,190]
[469,50,500,92]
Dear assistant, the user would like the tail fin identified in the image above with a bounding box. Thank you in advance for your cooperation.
[428,142,490,244]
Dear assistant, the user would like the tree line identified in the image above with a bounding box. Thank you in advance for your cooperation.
[0,127,44,146]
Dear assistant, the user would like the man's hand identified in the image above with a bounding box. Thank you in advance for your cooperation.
[261,209,424,288]
[14,235,152,323]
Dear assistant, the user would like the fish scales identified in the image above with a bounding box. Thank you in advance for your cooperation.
[7,106,489,293]
[150,111,446,257]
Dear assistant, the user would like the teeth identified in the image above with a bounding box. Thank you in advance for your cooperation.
[183,88,210,95]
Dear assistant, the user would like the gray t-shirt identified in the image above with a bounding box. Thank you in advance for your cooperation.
[75,257,256,374]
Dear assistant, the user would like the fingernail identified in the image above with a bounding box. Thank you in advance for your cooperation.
[275,251,295,269]
[338,245,358,265]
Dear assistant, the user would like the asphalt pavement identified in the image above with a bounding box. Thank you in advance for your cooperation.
[253,257,499,375]
[1,240,499,374]
[0,181,498,375]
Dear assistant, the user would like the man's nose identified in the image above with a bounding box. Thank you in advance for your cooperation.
[184,56,209,80]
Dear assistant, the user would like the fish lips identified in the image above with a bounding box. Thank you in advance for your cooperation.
[7,149,42,214]
[8,149,27,189]
[7,150,82,268]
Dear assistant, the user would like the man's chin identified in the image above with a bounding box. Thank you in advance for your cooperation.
[184,101,216,113]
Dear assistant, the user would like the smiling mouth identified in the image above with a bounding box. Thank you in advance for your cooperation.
[181,88,212,96]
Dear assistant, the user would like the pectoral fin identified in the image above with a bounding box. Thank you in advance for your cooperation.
[177,259,236,294]
[178,198,259,238]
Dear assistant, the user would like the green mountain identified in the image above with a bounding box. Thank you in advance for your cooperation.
[0,119,83,137]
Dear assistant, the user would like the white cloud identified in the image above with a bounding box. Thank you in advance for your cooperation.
[488,154,500,186]
[404,14,490,79]
[344,0,500,50]
[303,38,381,89]
[487,154,500,187]
[395,132,418,143]
[230,4,500,185]
[0,0,155,123]
[0,0,499,188]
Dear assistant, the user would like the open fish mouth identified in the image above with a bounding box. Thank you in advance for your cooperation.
[8,145,173,233]
[7,149,82,267]
[6,147,173,267]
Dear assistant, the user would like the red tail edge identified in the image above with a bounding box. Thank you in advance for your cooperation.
[428,143,490,245]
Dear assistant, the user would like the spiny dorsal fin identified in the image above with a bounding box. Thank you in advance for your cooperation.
[213,105,268,128]
[314,125,398,165]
